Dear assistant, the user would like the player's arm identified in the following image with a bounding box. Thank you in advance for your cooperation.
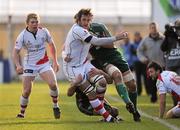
[74,27,128,46]
[137,38,149,64]
[48,42,59,73]
[45,28,59,72]
[67,74,83,97]
[86,32,128,46]
[12,48,23,74]
[159,93,166,118]
[13,33,24,75]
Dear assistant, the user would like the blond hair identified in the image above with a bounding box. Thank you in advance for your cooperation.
[26,13,40,24]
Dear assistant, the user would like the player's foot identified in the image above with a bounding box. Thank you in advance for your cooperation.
[53,107,61,119]
[133,111,141,122]
[100,117,119,123]
[16,113,24,118]
[126,102,136,114]
[115,116,123,121]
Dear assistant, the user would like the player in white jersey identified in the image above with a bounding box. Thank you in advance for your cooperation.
[12,13,61,119]
[62,8,128,122]
[147,62,180,118]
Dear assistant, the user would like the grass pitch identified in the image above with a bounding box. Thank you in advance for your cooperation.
[0,81,179,130]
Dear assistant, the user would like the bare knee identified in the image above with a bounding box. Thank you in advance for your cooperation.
[125,79,137,92]
[48,80,57,89]
[22,86,31,97]
[22,79,33,97]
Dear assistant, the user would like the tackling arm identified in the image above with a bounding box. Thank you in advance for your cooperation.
[89,32,128,46]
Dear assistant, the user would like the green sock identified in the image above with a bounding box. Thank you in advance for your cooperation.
[116,84,131,104]
[128,91,137,110]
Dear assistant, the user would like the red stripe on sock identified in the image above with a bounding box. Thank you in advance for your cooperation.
[95,104,103,111]
[103,111,110,119]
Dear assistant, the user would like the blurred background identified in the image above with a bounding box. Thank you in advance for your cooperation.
[0,0,179,83]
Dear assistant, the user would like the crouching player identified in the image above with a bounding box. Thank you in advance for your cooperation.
[147,62,180,118]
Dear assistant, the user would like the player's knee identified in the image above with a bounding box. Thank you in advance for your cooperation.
[48,80,57,89]
[123,71,134,83]
[125,79,137,92]
[89,75,106,87]
[112,71,123,83]
[23,89,31,97]
[50,87,59,97]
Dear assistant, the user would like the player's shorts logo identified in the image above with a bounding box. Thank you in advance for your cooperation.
[24,69,33,73]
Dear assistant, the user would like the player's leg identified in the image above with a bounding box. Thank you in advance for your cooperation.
[104,64,131,104]
[39,66,60,119]
[123,70,141,121]
[112,57,141,121]
[87,63,107,103]
[17,76,35,118]
[78,81,115,122]
[166,105,180,118]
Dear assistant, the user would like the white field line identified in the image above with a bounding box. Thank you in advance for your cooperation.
[107,95,180,130]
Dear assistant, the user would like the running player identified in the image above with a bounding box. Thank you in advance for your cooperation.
[13,13,61,119]
[62,8,127,122]
[88,22,141,121]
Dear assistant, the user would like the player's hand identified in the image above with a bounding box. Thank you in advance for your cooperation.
[53,62,59,73]
[16,65,23,75]
[115,32,128,40]
[67,74,82,97]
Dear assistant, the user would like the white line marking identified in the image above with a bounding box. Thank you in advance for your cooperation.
[107,95,180,130]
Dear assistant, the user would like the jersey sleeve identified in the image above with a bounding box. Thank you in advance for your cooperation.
[14,32,24,50]
[72,26,92,43]
[156,79,167,94]
[44,28,54,44]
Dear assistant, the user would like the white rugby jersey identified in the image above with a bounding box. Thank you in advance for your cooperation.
[156,71,180,101]
[15,27,53,65]
[62,24,91,67]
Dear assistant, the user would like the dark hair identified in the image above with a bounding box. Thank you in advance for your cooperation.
[147,62,162,73]
[149,22,157,27]
[74,8,93,23]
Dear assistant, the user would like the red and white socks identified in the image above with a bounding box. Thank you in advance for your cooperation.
[50,88,59,108]
[90,98,112,122]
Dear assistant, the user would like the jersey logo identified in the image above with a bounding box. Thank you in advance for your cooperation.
[83,30,88,36]
[24,69,33,73]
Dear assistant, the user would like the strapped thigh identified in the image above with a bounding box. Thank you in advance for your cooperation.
[123,71,134,83]
[105,64,120,77]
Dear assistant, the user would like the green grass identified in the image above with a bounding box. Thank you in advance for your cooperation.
[0,82,179,130]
